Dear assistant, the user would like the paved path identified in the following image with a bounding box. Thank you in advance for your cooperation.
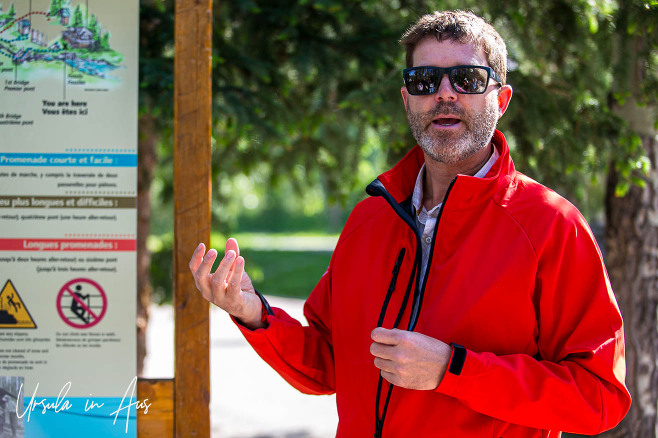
[143,296,338,438]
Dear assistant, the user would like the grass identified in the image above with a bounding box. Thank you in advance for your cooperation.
[210,232,338,300]
[240,249,332,299]
[149,231,338,303]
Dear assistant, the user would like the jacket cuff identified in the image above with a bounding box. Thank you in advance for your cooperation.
[436,343,469,395]
[448,343,467,375]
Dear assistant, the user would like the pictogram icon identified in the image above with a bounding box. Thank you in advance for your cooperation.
[57,278,107,329]
[0,280,37,329]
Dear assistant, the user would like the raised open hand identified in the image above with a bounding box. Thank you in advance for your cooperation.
[189,238,265,329]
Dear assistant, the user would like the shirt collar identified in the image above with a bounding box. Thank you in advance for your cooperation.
[412,145,500,215]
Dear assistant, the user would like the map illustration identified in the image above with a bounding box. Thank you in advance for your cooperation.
[0,0,123,84]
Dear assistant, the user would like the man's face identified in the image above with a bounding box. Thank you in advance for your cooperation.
[401,38,508,164]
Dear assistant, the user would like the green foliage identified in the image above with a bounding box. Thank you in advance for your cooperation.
[484,0,656,204]
[48,0,62,16]
[139,1,174,116]
[141,0,656,227]
[72,4,83,27]
[209,0,414,221]
[7,2,14,17]
[149,233,173,303]
[100,32,110,50]
[141,0,658,298]
[89,14,100,39]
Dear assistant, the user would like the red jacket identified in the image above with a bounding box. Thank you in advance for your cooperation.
[236,130,631,437]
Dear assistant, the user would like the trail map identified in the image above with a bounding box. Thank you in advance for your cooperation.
[0,0,124,92]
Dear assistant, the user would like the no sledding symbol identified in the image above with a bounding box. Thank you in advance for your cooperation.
[57,278,107,329]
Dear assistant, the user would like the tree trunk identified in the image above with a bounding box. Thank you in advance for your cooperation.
[137,112,157,376]
[602,102,658,437]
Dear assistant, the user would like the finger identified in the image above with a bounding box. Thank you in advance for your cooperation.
[225,238,240,278]
[227,256,245,297]
[194,248,218,286]
[192,248,218,302]
[225,238,240,258]
[373,357,396,373]
[209,249,237,291]
[370,342,395,360]
[380,370,400,387]
[189,243,206,274]
[371,327,402,345]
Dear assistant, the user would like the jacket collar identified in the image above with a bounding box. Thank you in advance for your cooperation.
[368,130,516,209]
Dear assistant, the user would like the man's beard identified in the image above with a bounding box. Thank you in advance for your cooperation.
[406,99,499,164]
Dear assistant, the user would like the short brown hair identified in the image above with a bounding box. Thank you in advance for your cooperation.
[400,10,508,84]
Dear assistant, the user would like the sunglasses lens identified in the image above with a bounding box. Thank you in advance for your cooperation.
[404,68,438,95]
[450,67,489,94]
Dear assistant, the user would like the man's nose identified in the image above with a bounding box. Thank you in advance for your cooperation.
[434,74,457,101]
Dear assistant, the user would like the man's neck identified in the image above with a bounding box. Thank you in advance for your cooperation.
[422,143,493,210]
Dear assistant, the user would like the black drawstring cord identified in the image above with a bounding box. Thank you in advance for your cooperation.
[376,249,406,327]
[369,176,457,438]
[374,253,418,438]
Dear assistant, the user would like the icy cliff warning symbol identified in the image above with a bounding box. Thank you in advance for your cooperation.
[0,280,37,329]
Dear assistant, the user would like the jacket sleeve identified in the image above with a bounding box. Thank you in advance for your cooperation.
[435,214,631,434]
[232,265,336,396]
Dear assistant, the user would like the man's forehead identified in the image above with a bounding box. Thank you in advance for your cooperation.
[412,37,488,67]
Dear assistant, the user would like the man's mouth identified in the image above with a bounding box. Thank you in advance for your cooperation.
[432,116,461,127]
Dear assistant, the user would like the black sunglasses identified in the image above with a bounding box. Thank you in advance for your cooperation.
[403,65,502,95]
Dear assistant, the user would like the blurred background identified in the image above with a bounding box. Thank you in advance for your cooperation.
[135,1,657,437]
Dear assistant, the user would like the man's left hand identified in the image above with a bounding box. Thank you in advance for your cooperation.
[370,328,452,390]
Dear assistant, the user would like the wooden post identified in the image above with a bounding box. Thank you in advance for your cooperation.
[138,379,174,438]
[173,0,213,436]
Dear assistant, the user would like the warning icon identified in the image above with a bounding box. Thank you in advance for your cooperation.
[57,278,107,329]
[0,280,37,329]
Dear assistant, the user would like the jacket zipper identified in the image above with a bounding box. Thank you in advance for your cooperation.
[367,176,458,438]
[407,176,457,331]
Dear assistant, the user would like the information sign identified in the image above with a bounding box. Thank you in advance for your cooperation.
[0,1,140,436]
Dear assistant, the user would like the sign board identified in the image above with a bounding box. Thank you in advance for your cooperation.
[0,1,140,436]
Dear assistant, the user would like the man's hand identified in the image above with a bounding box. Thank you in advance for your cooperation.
[370,328,452,390]
[189,238,265,330]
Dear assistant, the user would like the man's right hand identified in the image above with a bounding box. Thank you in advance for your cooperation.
[189,238,266,330]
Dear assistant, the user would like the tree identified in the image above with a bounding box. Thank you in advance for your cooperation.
[48,0,62,17]
[72,4,83,27]
[474,1,657,435]
[601,2,657,436]
[137,0,174,375]
[208,0,410,211]
[7,2,14,18]
[99,31,110,50]
[89,14,100,40]
[139,4,657,435]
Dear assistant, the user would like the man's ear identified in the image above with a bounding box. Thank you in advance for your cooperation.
[497,85,513,118]
[401,86,410,113]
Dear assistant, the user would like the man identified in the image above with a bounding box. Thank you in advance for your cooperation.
[190,10,631,437]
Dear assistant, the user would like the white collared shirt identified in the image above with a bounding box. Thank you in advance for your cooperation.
[411,146,500,288]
